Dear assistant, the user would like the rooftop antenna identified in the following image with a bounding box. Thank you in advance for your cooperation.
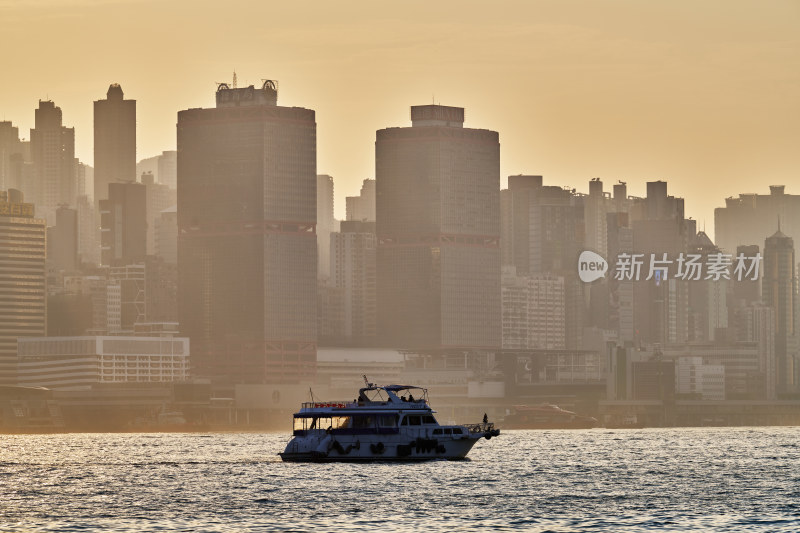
[232,70,238,89]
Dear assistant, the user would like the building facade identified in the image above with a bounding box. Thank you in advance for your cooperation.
[329,220,377,342]
[376,105,501,350]
[30,100,75,225]
[94,84,136,203]
[763,228,797,393]
[715,185,800,255]
[0,191,46,385]
[317,174,335,280]
[501,266,565,350]
[177,80,317,385]
[100,181,147,266]
[346,178,376,222]
[17,336,189,390]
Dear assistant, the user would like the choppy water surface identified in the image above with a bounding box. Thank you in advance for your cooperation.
[2,428,800,531]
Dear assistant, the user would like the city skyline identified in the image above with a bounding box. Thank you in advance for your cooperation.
[1,0,797,226]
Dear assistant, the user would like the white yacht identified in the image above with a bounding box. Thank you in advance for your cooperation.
[279,379,500,462]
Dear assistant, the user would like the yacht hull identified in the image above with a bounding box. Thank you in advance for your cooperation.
[280,432,489,462]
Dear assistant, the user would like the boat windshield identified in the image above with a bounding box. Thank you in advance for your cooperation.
[358,388,388,403]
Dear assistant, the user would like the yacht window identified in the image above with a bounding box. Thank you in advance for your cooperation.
[293,417,314,431]
[401,417,408,426]
[432,428,443,435]
[376,415,397,428]
[408,416,421,426]
[452,428,463,435]
[422,415,436,425]
[353,416,375,428]
[318,416,351,430]
[444,428,452,435]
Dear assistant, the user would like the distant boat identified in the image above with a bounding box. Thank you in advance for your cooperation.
[502,404,599,429]
[157,410,187,426]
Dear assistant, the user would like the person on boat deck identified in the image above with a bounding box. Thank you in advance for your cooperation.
[408,394,415,402]
[483,413,488,424]
[401,395,407,402]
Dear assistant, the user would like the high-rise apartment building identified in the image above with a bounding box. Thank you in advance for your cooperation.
[317,174,335,280]
[141,172,176,256]
[110,264,146,332]
[763,227,797,393]
[346,179,375,222]
[99,181,146,266]
[730,244,762,307]
[376,105,500,350]
[76,195,99,266]
[631,181,691,346]
[94,84,136,203]
[157,151,177,190]
[0,190,46,384]
[730,303,776,399]
[330,220,377,343]
[155,205,177,265]
[501,266,565,350]
[178,80,317,385]
[46,206,78,273]
[687,231,728,343]
[715,185,800,254]
[500,175,587,348]
[0,121,23,192]
[30,100,75,224]
[500,175,542,274]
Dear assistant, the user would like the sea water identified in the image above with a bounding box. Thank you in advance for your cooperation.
[2,427,800,531]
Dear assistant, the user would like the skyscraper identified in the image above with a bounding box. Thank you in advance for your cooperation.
[0,121,22,192]
[94,84,136,203]
[763,227,796,393]
[376,105,500,350]
[178,80,317,385]
[0,190,46,385]
[30,100,75,224]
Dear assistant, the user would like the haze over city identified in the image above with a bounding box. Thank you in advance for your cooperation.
[4,2,800,532]
[1,0,797,225]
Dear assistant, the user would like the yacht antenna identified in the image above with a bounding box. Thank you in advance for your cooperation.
[363,374,373,388]
[309,387,315,403]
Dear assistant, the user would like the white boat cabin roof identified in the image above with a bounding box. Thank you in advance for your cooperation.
[298,384,431,414]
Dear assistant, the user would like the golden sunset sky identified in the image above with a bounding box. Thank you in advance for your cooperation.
[1,0,798,229]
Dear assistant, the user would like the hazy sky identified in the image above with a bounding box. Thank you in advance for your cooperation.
[1,0,798,230]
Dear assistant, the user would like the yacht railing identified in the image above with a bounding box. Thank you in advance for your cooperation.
[465,422,496,434]
[301,401,354,409]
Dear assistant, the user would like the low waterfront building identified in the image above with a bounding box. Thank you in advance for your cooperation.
[17,336,189,390]
[676,356,725,401]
